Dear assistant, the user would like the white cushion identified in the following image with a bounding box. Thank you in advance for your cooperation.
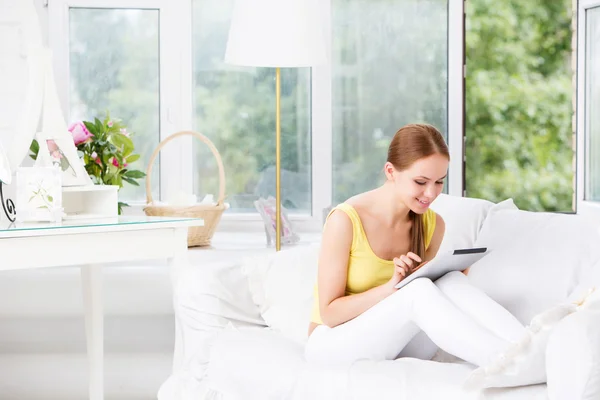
[467,204,600,324]
[546,289,600,400]
[242,244,320,344]
[430,194,499,253]
[464,301,577,390]
[206,327,305,399]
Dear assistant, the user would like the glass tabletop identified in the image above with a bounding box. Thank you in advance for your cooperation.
[0,215,203,233]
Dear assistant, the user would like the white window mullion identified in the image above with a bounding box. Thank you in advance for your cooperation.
[447,0,465,197]
[157,0,191,202]
[175,0,194,198]
[48,0,187,205]
[311,0,333,227]
[576,0,600,220]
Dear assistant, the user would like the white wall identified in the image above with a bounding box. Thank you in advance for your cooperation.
[33,0,48,46]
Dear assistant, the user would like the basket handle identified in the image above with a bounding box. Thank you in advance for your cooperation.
[145,131,226,206]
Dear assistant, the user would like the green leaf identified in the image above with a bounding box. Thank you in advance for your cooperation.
[47,195,54,202]
[125,154,140,163]
[29,139,40,160]
[117,201,129,215]
[122,176,140,186]
[124,169,145,179]
[113,174,123,188]
[109,133,134,156]
[83,121,97,136]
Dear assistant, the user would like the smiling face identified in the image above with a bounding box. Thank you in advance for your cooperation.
[384,153,449,214]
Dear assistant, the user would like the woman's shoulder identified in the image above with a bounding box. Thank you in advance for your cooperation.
[343,191,377,212]
[326,191,375,228]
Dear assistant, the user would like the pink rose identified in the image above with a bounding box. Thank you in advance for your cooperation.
[68,121,93,145]
[111,157,128,168]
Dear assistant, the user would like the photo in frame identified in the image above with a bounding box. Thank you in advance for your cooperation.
[254,196,300,246]
[16,166,63,222]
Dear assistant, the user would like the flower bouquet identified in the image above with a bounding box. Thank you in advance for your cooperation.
[30,112,145,214]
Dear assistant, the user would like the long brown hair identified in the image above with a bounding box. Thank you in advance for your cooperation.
[387,124,449,260]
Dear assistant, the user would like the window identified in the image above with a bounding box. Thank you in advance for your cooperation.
[466,1,574,212]
[330,0,456,204]
[577,1,600,215]
[68,8,161,202]
[48,0,464,230]
[191,0,312,214]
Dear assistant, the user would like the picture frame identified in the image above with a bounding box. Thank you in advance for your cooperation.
[254,196,300,246]
[16,166,63,222]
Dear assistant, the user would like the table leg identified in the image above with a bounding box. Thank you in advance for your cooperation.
[81,264,104,400]
[168,227,190,372]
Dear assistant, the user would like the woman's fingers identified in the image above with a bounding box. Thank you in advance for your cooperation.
[393,258,409,277]
[395,253,424,276]
[406,252,422,264]
[400,254,415,268]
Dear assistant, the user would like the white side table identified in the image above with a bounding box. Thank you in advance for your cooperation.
[0,216,203,400]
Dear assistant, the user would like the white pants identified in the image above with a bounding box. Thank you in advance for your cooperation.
[304,271,525,367]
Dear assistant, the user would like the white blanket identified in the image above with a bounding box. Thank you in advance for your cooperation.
[203,327,547,400]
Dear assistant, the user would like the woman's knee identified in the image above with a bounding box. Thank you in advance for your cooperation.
[435,270,467,292]
[402,277,437,297]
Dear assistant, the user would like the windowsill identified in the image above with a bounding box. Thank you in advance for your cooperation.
[194,230,322,251]
[577,201,600,223]
[183,230,322,266]
[121,202,324,234]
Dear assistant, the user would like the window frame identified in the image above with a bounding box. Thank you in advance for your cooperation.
[47,0,465,233]
[47,0,191,208]
[576,0,600,218]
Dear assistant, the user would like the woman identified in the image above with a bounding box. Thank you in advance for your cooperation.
[305,123,525,368]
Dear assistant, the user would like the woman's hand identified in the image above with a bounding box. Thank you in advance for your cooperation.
[386,252,422,291]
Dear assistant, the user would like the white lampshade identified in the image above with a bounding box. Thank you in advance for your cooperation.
[224,0,327,68]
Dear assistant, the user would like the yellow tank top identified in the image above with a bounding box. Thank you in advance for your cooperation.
[310,203,437,325]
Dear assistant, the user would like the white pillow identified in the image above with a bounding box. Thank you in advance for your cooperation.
[463,301,578,390]
[206,327,305,399]
[546,289,600,400]
[467,205,600,325]
[242,244,320,344]
[464,288,600,391]
[430,194,499,253]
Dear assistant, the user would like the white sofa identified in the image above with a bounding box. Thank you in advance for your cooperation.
[159,194,600,400]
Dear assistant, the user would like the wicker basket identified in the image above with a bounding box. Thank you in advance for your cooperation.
[143,131,226,247]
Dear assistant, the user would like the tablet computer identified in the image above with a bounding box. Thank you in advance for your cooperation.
[394,247,489,290]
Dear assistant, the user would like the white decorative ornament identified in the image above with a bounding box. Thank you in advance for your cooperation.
[16,166,63,222]
[33,49,92,187]
[0,0,92,187]
[0,0,45,178]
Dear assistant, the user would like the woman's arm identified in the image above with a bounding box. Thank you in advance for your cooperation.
[318,210,394,328]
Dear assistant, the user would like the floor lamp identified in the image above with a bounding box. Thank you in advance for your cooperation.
[225,0,326,251]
